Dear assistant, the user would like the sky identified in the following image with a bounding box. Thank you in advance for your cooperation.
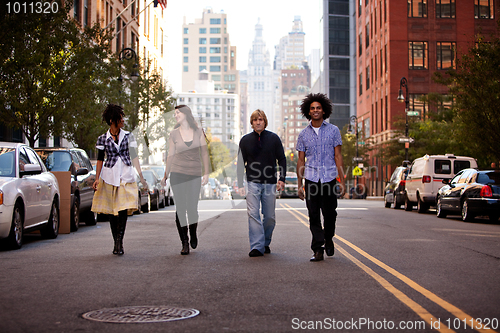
[163,0,322,93]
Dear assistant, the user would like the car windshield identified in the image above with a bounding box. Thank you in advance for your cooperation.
[143,171,156,186]
[0,148,16,177]
[37,151,72,171]
[477,172,500,185]
[150,166,164,175]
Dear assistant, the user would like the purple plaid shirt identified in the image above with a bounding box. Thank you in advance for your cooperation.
[296,121,342,183]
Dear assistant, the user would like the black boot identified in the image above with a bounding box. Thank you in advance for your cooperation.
[116,210,127,255]
[176,213,189,255]
[189,223,198,249]
[109,215,119,255]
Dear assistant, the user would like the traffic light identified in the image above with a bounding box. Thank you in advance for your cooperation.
[290,152,294,161]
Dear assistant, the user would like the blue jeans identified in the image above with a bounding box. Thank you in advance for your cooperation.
[246,182,277,253]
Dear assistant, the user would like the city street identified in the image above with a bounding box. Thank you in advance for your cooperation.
[0,199,499,332]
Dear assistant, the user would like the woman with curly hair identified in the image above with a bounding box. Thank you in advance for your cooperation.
[296,93,345,262]
[91,104,148,255]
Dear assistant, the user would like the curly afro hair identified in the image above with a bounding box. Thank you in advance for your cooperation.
[102,104,125,126]
[300,93,333,120]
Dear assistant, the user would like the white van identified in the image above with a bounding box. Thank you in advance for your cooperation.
[404,154,477,213]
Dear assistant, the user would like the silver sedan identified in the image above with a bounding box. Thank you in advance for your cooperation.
[0,142,60,249]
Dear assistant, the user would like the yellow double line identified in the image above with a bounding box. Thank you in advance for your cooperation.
[281,203,496,333]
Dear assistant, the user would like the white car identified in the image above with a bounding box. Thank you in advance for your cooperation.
[219,184,232,200]
[0,142,60,249]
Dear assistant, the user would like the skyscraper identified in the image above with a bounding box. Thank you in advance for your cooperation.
[182,8,239,95]
[274,16,307,71]
[247,19,274,132]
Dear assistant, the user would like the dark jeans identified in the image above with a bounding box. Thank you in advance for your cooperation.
[305,179,338,252]
[171,172,201,228]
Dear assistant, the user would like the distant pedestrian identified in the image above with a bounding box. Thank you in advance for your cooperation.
[296,93,345,262]
[162,105,210,255]
[237,110,286,257]
[92,104,148,255]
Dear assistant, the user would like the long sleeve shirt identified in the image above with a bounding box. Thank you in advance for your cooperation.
[237,129,286,187]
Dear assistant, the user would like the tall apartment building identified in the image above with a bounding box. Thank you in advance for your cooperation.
[357,0,499,196]
[274,16,307,70]
[320,0,357,131]
[182,8,239,95]
[248,20,275,132]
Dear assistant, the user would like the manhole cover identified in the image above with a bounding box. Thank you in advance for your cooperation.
[82,305,199,323]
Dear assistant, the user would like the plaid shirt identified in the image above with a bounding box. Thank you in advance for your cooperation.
[296,121,342,183]
[96,130,134,168]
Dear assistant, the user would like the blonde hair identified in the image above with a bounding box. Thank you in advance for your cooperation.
[250,109,268,128]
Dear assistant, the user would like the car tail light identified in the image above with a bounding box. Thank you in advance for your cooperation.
[422,176,431,183]
[400,180,406,186]
[0,191,3,205]
[480,185,493,198]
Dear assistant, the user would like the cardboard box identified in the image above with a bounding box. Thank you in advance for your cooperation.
[52,171,71,234]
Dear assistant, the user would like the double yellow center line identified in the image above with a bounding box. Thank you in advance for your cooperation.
[281,203,496,333]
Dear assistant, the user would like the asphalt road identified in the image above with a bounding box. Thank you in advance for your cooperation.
[0,198,499,332]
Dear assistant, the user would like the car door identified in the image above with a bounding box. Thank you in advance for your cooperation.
[72,151,94,210]
[439,171,463,211]
[25,147,53,223]
[18,147,39,227]
[448,170,473,211]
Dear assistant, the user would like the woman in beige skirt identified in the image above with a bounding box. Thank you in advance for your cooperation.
[92,104,147,255]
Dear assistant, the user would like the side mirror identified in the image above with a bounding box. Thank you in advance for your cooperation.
[442,179,450,185]
[22,164,42,176]
[76,168,89,176]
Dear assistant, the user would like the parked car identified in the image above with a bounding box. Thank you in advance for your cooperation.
[437,169,500,222]
[281,172,298,198]
[208,178,220,199]
[200,182,211,199]
[134,170,150,214]
[384,166,408,209]
[404,154,477,213]
[35,147,96,231]
[142,169,165,210]
[142,164,173,206]
[0,143,60,249]
[219,184,232,200]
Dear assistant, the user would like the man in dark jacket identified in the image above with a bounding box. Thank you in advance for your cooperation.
[237,110,286,257]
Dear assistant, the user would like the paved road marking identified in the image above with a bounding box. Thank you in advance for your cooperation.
[156,207,367,213]
[282,203,497,333]
[433,228,500,236]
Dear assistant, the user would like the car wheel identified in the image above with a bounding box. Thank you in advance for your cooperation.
[142,195,150,213]
[461,199,475,222]
[393,196,402,209]
[41,200,59,239]
[84,210,97,226]
[151,194,159,211]
[384,195,391,208]
[6,203,23,250]
[71,197,80,232]
[436,197,447,218]
[417,195,428,213]
[404,194,412,211]
[159,194,165,208]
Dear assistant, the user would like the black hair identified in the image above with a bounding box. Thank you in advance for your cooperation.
[174,105,199,130]
[102,104,125,126]
[299,93,333,120]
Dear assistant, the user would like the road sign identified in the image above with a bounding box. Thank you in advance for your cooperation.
[398,137,415,143]
[352,166,363,177]
[352,157,364,162]
[406,111,420,116]
[358,141,365,145]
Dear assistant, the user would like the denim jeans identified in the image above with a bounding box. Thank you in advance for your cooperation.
[246,182,277,253]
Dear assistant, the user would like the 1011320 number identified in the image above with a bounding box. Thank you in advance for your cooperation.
[6,2,59,14]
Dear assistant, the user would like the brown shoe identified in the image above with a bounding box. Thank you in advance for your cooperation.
[310,251,324,261]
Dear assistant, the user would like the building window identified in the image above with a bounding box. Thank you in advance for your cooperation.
[183,66,188,72]
[210,47,221,53]
[408,42,428,69]
[409,94,428,119]
[212,75,221,81]
[210,28,221,33]
[184,28,188,34]
[199,66,206,71]
[436,0,455,18]
[408,0,427,18]
[436,42,455,70]
[210,56,221,63]
[475,0,494,19]
[359,32,363,56]
[199,56,206,63]
[358,0,362,17]
[366,66,370,90]
[199,47,206,53]
[183,47,188,54]
[199,28,206,34]
[364,118,370,138]
[359,73,363,95]
[210,38,221,44]
[183,38,188,45]
[210,18,221,24]
[365,24,370,48]
[183,56,188,63]
[199,38,206,44]
[210,66,221,72]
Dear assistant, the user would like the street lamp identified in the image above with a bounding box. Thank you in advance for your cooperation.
[118,47,139,82]
[397,77,410,166]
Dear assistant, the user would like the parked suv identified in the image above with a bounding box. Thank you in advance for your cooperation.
[35,148,97,230]
[384,166,408,209]
[404,154,477,213]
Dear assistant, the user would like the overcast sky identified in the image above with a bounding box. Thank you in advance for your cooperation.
[163,0,322,93]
